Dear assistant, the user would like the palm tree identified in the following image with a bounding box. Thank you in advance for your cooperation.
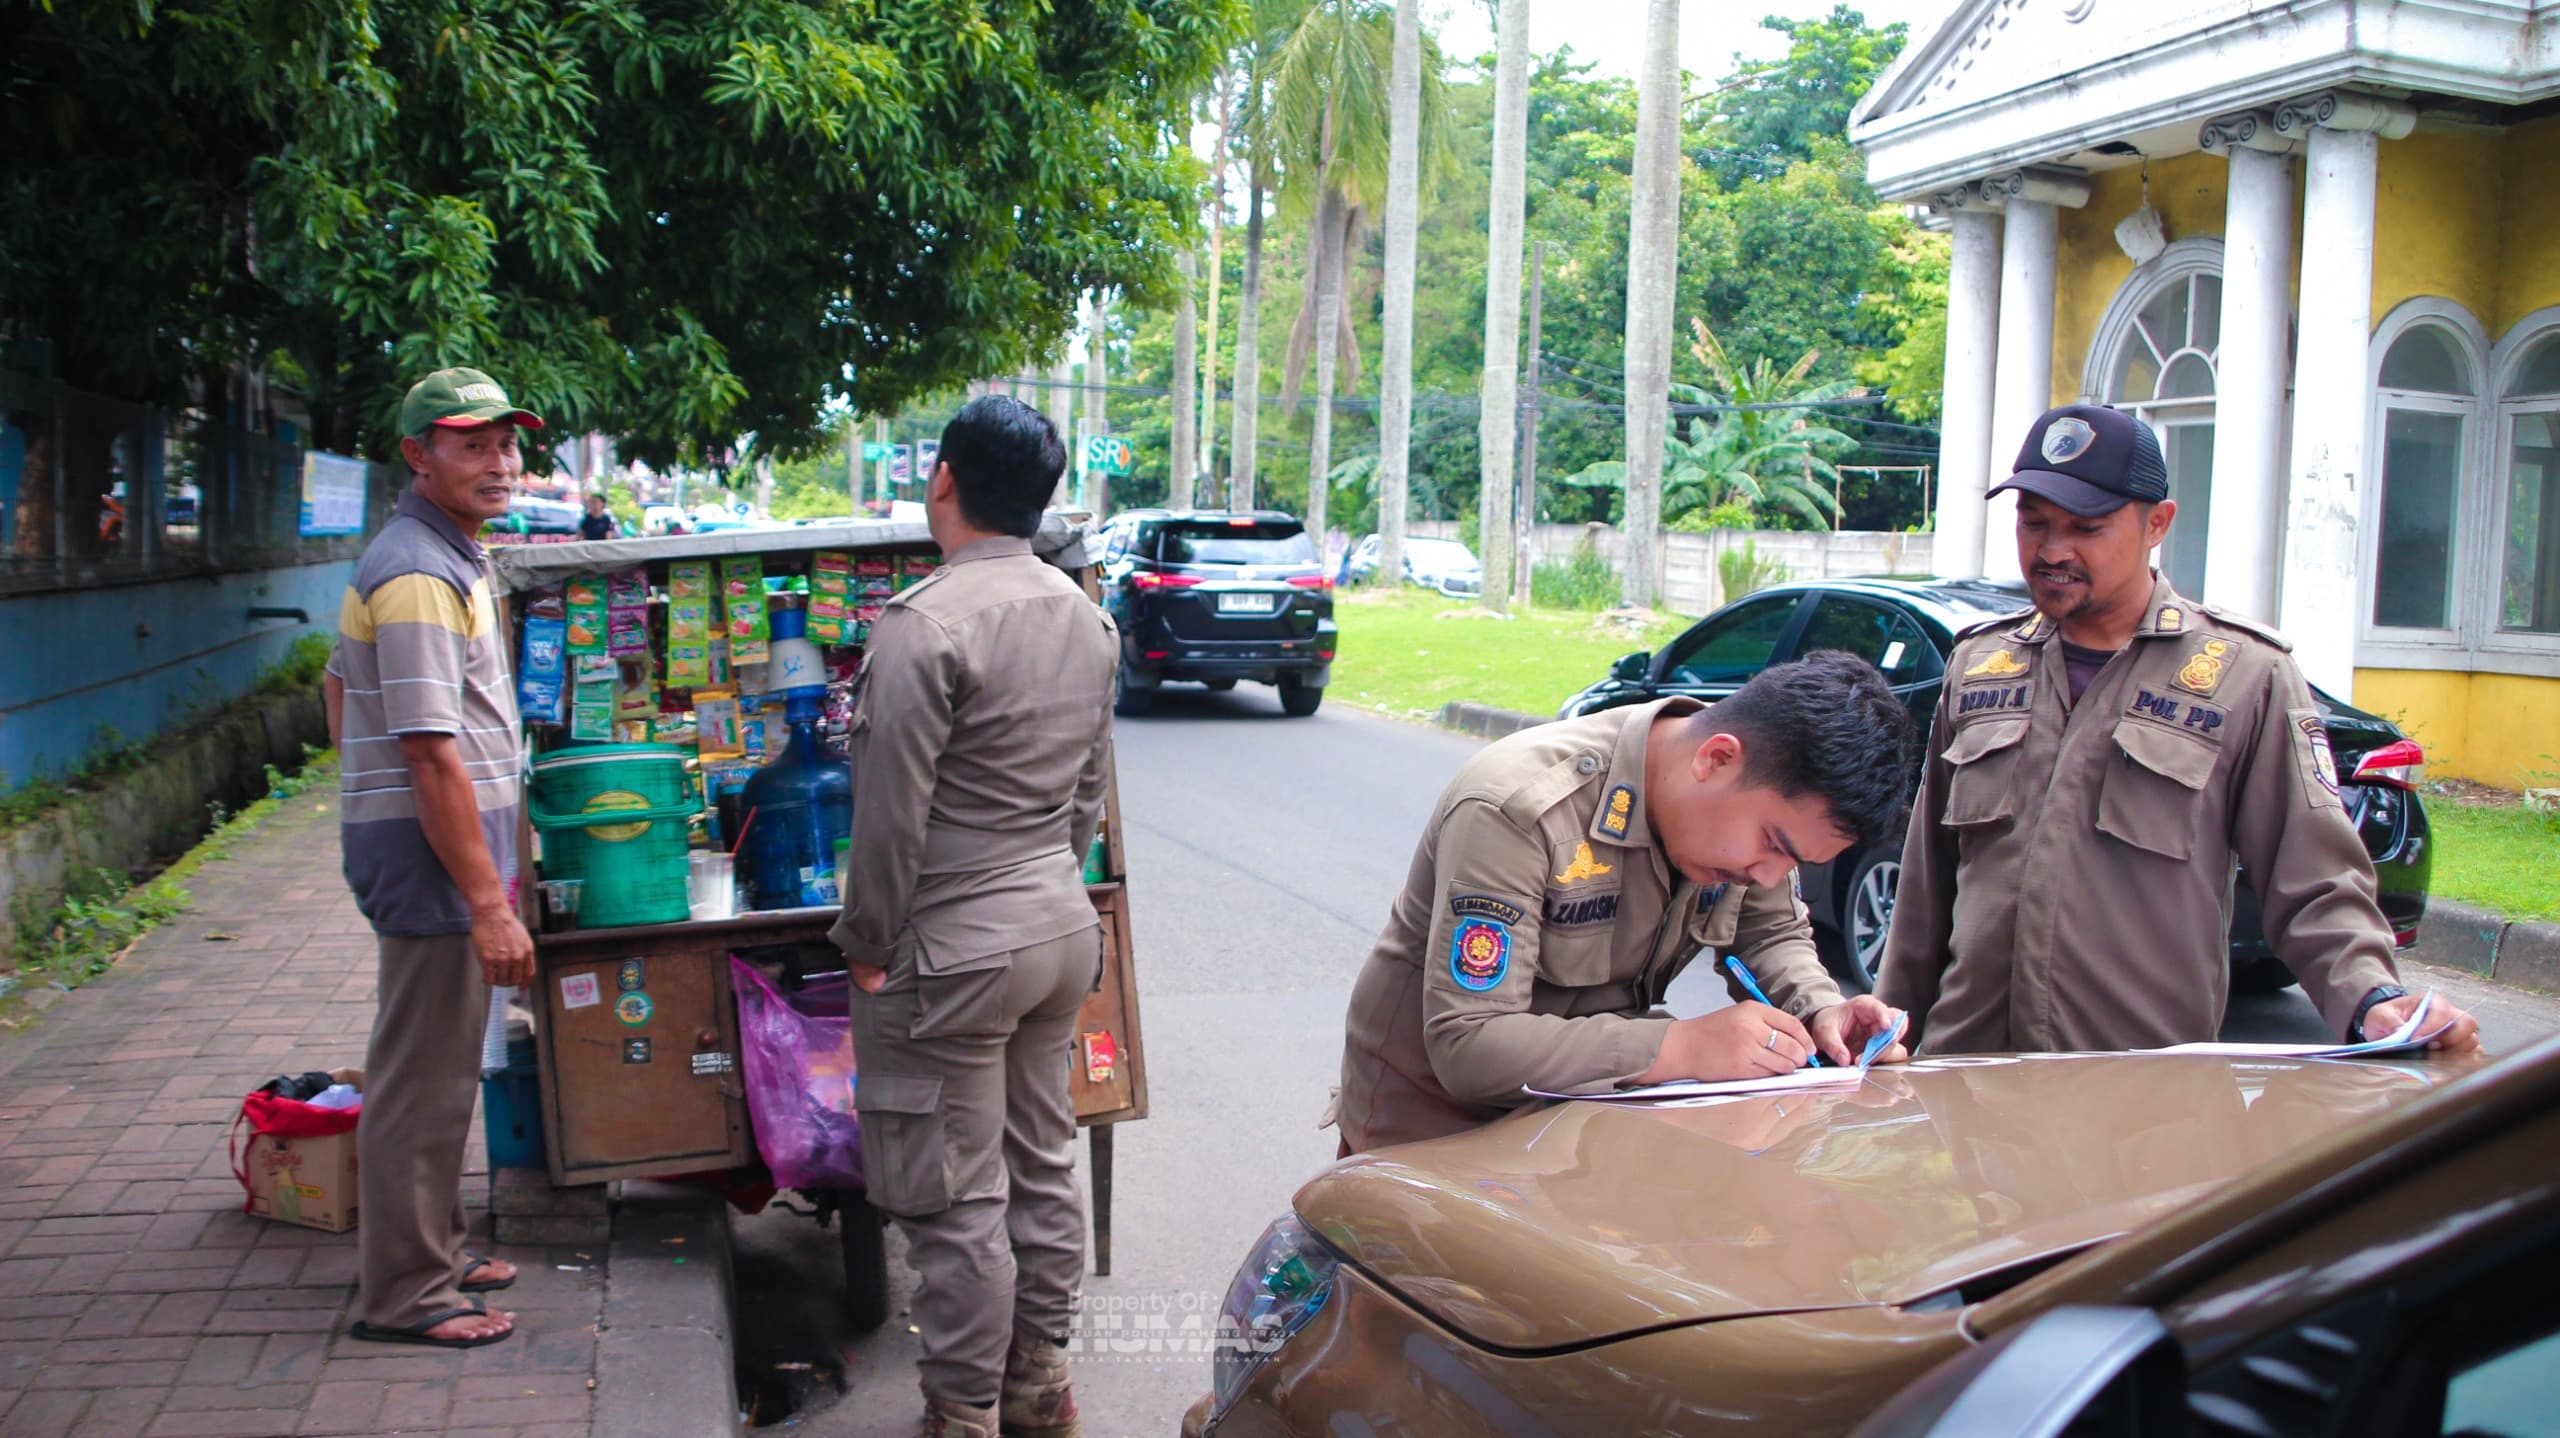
[1376,0,1425,591]
[1475,0,1530,613]
[1620,0,1682,607]
[1270,0,1450,554]
[1563,321,1853,530]
[1172,251,1198,508]
[1228,0,1315,513]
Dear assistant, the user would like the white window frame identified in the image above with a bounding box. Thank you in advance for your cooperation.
[2485,304,2560,668]
[2080,236,2227,411]
[2356,298,2490,669]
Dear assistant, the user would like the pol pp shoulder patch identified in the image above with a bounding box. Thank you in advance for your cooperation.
[1449,919,1512,992]
[1450,894,1526,927]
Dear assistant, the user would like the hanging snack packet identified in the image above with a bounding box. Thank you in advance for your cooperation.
[666,642,711,689]
[570,679,614,741]
[670,560,712,602]
[564,574,609,656]
[516,612,568,725]
[695,691,744,759]
[720,556,769,664]
[605,567,650,658]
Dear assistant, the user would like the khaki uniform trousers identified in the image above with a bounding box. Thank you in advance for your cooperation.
[852,926,1100,1408]
[357,932,489,1329]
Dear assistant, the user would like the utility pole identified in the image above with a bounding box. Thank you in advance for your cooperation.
[1082,292,1111,515]
[847,419,860,514]
[1515,240,1544,606]
[1201,72,1231,505]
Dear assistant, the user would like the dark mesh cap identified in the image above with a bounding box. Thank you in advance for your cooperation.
[1987,404,2169,517]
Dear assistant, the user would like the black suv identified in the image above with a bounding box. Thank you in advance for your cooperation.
[1558,578,2433,995]
[1096,510,1339,717]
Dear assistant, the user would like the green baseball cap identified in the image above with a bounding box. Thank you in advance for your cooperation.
[399,367,546,437]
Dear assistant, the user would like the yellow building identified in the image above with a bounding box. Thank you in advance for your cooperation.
[1851,0,2560,787]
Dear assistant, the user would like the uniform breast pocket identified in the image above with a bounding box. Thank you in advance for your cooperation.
[2097,721,2219,861]
[1535,920,1619,989]
[1943,717,2030,827]
[1688,886,1744,951]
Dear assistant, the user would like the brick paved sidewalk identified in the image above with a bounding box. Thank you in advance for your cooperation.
[0,795,609,1437]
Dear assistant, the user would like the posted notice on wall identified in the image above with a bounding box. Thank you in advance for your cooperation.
[300,451,369,537]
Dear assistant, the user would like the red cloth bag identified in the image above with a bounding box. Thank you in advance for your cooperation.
[227,1088,361,1213]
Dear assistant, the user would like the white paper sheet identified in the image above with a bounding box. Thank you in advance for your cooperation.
[2142,992,2454,1060]
[1525,1067,1867,1102]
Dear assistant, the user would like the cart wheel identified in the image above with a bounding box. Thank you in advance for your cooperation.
[839,1192,891,1332]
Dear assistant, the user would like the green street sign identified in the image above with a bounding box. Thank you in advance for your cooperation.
[1081,435,1134,476]
[862,442,892,462]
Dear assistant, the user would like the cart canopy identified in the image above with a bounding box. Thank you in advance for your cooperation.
[489,513,1097,594]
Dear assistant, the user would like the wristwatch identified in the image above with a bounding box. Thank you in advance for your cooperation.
[2349,984,2409,1043]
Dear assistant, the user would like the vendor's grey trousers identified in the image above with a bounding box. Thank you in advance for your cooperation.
[358,931,489,1330]
[852,925,1101,1408]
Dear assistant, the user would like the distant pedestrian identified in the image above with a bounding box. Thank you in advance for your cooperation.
[1878,404,2480,1055]
[833,396,1118,1438]
[323,366,544,1349]
[578,491,615,541]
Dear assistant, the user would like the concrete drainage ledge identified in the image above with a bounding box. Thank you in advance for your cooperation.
[596,1179,744,1438]
[2413,898,2560,996]
[1435,701,1547,741]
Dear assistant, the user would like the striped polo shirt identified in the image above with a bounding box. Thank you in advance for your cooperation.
[327,489,524,936]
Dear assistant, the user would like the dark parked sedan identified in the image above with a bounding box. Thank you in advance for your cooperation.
[1096,509,1339,716]
[1557,578,2432,992]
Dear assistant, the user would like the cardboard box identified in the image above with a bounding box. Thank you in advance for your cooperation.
[244,1068,362,1233]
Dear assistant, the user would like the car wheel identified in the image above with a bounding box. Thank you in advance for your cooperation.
[1203,678,1237,692]
[1113,668,1157,717]
[1817,848,1899,994]
[1278,680,1324,717]
[2231,955,2300,994]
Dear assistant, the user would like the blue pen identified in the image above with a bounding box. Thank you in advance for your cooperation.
[1722,955,1824,1067]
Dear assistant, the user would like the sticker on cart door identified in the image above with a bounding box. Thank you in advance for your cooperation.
[560,973,602,1010]
[616,959,646,993]
[615,992,654,1027]
[623,1037,652,1064]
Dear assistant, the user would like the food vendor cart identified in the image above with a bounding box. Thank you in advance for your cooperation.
[486,515,1147,1324]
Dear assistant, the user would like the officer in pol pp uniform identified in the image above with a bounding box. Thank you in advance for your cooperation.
[1878,404,2482,1056]
[1335,653,1922,1154]
[830,397,1118,1438]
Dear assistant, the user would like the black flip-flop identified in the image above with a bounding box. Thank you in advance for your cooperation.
[349,1305,514,1349]
[460,1252,516,1293]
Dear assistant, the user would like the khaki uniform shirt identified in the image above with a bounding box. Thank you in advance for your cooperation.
[1336,697,1844,1152]
[1877,575,2399,1054]
[830,535,1118,975]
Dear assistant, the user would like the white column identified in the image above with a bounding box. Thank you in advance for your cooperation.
[2202,132,2296,619]
[1935,205,2004,580]
[2272,92,2416,695]
[1985,195,2059,584]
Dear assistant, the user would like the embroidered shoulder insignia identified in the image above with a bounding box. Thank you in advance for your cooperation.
[2013,613,2049,641]
[1597,785,1635,838]
[1450,894,1526,927]
[2174,638,2232,696]
[2155,606,2183,633]
[1552,841,1615,885]
[1448,919,1511,992]
[1964,648,2030,679]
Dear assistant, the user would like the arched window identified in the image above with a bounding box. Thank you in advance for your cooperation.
[2364,307,2485,641]
[2086,239,2222,598]
[2496,323,2560,647]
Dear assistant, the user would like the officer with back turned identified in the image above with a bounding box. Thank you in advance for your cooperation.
[831,396,1119,1438]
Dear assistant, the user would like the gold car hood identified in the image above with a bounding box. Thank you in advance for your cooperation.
[1299,1054,2452,1351]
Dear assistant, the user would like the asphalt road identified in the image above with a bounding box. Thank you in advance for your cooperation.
[728,689,2560,1436]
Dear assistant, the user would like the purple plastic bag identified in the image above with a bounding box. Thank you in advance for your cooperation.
[729,957,864,1191]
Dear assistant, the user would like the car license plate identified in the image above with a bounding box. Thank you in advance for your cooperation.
[1217,592,1278,615]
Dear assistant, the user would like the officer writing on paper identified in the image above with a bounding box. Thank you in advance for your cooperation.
[1334,653,1922,1154]
[830,397,1118,1438]
[1877,404,2481,1055]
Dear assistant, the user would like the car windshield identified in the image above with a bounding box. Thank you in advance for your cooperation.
[1157,522,1318,566]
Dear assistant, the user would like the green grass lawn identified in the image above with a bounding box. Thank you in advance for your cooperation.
[2425,797,2560,922]
[1329,587,1692,721]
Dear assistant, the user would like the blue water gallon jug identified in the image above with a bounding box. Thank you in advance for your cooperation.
[739,692,853,910]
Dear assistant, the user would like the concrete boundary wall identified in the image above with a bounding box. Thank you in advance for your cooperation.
[1411,521,1935,618]
[2,685,327,961]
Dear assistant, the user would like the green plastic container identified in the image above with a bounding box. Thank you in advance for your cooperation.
[529,744,698,928]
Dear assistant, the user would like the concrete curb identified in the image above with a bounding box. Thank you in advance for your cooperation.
[2418,897,2560,996]
[595,1179,743,1438]
[1434,701,1548,741]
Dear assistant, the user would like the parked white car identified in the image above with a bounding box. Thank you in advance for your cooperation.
[1342,534,1483,597]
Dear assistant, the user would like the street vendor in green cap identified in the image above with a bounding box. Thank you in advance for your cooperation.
[324,367,545,1349]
